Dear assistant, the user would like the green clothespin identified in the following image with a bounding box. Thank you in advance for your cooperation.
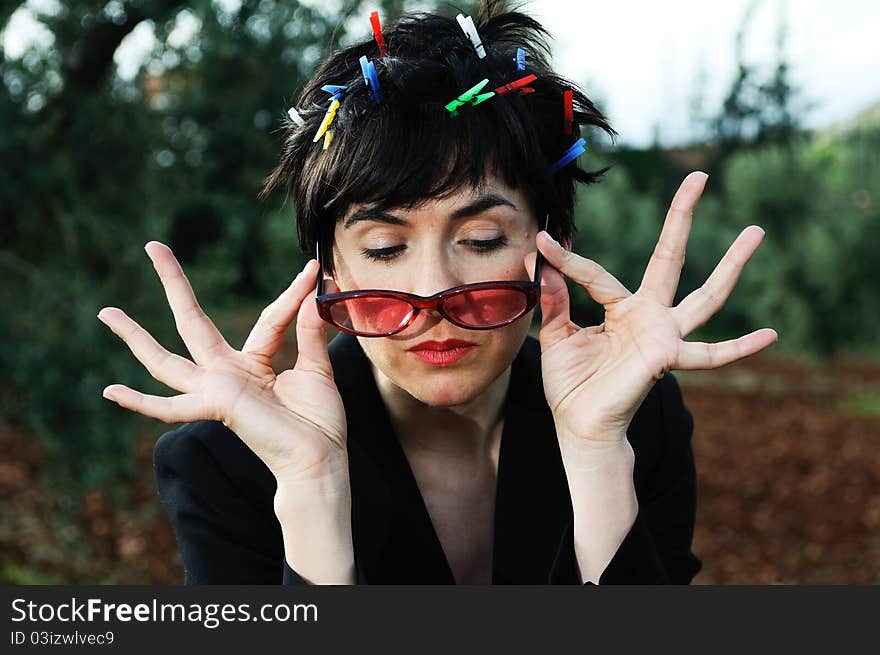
[446,78,495,117]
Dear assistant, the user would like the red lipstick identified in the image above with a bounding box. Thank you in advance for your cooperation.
[407,339,477,366]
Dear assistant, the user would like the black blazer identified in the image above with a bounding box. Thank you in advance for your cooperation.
[153,331,702,585]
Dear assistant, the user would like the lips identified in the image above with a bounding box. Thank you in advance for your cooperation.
[407,339,477,352]
[406,339,478,367]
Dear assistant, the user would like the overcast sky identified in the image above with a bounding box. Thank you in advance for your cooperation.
[531,0,880,145]
[4,0,879,147]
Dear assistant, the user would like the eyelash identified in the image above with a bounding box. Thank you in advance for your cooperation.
[360,237,509,262]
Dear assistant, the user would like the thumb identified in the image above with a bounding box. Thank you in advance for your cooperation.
[524,250,576,349]
[293,265,335,381]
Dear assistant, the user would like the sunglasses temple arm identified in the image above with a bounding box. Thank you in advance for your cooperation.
[533,213,550,285]
[315,240,324,295]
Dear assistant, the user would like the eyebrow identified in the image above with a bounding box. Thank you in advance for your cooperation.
[342,192,518,229]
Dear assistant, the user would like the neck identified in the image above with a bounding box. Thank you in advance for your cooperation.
[370,362,511,456]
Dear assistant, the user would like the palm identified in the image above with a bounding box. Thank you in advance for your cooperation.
[541,286,688,441]
[531,172,778,444]
[199,353,347,472]
[98,243,346,481]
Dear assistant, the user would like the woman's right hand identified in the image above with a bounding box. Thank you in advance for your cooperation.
[98,241,348,486]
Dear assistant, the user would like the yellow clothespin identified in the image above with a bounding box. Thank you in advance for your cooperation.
[313,99,340,142]
[323,130,334,150]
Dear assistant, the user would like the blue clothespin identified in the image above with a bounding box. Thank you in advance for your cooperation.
[359,55,382,104]
[514,48,526,71]
[321,84,348,101]
[548,138,587,174]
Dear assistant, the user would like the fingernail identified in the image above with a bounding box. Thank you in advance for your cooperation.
[542,231,560,247]
[102,387,115,401]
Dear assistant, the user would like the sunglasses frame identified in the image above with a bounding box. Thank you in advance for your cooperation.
[314,214,550,337]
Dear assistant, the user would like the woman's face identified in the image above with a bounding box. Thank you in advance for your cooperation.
[330,176,539,408]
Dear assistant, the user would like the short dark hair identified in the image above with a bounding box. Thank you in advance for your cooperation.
[260,0,617,277]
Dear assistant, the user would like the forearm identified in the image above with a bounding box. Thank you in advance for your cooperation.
[559,435,639,584]
[273,470,356,585]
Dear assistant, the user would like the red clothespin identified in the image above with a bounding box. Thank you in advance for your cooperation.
[370,11,388,56]
[494,73,537,96]
[563,89,574,135]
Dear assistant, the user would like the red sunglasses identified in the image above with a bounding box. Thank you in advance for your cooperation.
[315,214,549,337]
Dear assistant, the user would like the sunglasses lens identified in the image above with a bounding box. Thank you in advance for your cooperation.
[328,296,414,336]
[443,288,529,327]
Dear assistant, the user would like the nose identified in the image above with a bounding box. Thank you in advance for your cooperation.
[408,255,463,298]
[404,254,463,328]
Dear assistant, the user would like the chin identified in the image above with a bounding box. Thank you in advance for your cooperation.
[401,369,491,407]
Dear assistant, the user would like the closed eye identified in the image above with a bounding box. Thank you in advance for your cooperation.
[360,245,405,262]
[361,237,509,263]
[465,236,508,252]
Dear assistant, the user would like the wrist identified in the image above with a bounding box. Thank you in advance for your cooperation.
[274,467,351,517]
[273,469,356,585]
[273,451,350,496]
[558,427,633,470]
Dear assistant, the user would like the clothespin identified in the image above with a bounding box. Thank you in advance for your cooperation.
[494,73,537,96]
[548,138,587,174]
[445,78,494,116]
[563,89,574,135]
[456,13,486,58]
[313,98,340,142]
[359,55,382,104]
[287,107,305,127]
[321,84,347,101]
[514,48,526,72]
[369,11,388,56]
[323,130,334,151]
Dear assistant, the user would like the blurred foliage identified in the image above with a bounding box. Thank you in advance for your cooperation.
[0,0,878,584]
[0,0,431,498]
[576,130,880,355]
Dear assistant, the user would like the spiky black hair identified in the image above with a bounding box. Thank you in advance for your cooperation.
[261,0,617,276]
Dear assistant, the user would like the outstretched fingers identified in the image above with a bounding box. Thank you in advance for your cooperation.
[144,241,232,366]
[102,385,205,424]
[242,259,321,361]
[675,328,778,370]
[97,307,201,393]
[673,225,766,337]
[639,172,708,305]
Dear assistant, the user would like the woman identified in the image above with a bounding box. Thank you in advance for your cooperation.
[97,2,777,585]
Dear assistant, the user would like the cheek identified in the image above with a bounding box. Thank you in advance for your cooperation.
[359,337,396,372]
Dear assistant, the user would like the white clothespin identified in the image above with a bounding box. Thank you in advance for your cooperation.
[456,13,486,58]
[287,107,305,127]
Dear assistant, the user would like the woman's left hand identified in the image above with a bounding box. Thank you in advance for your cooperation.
[525,171,778,451]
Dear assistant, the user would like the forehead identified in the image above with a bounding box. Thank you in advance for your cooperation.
[336,176,533,235]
